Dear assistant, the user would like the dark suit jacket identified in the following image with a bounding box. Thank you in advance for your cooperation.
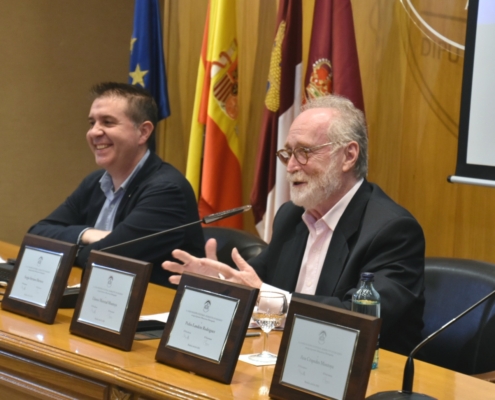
[249,180,425,355]
[29,153,205,287]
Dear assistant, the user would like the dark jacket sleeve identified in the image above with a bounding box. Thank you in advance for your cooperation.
[29,171,104,243]
[247,184,425,354]
[294,214,425,334]
[75,173,204,272]
[29,159,205,286]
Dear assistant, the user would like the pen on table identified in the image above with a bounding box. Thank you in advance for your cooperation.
[245,332,261,337]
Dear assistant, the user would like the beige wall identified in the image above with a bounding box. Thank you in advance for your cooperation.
[351,1,495,261]
[0,0,134,244]
[2,1,495,265]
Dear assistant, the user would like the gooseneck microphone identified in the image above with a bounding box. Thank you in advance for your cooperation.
[366,288,495,399]
[101,205,252,252]
[58,206,251,308]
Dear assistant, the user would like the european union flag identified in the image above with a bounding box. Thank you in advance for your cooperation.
[129,0,170,120]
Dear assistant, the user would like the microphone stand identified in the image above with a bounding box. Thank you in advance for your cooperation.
[102,205,252,252]
[367,288,495,399]
[57,206,252,308]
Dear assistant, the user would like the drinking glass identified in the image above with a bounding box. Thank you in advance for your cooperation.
[249,291,288,362]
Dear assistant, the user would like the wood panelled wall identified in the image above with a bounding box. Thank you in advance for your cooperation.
[0,0,134,245]
[2,1,494,263]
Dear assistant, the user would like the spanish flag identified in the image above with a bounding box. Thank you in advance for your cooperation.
[187,0,242,228]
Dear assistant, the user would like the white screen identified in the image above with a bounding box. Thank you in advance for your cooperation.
[466,1,495,167]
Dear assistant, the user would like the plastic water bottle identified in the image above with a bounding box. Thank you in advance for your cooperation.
[352,272,380,369]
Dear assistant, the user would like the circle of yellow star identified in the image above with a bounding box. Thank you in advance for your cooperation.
[129,64,149,87]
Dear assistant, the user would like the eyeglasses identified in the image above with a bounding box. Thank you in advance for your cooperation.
[276,142,335,165]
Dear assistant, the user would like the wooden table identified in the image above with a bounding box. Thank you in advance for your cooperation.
[1,241,495,399]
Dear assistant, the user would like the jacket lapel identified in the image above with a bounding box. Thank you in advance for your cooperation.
[315,181,372,295]
[274,219,309,291]
[116,153,161,222]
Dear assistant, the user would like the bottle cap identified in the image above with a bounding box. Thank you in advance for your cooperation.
[360,272,375,281]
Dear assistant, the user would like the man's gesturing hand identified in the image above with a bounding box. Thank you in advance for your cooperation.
[162,239,262,288]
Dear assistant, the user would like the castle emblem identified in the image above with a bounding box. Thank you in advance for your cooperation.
[305,58,333,100]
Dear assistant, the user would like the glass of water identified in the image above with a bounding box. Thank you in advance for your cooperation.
[249,291,288,363]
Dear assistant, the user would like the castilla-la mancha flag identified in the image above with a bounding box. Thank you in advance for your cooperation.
[304,0,364,111]
[250,0,302,242]
[186,0,242,228]
[251,0,364,242]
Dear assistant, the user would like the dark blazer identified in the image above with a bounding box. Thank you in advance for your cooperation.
[249,180,425,355]
[29,153,205,287]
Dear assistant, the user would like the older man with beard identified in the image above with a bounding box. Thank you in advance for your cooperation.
[162,95,425,355]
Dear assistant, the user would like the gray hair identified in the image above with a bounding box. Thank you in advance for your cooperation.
[301,95,368,179]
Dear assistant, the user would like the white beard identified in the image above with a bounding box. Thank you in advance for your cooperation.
[287,161,342,210]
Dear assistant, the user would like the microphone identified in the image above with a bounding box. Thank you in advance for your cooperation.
[58,206,251,309]
[101,205,252,252]
[366,288,495,399]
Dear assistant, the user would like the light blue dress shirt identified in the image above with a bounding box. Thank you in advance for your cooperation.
[94,150,151,231]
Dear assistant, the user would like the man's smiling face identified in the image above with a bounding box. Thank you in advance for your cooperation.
[87,96,148,181]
